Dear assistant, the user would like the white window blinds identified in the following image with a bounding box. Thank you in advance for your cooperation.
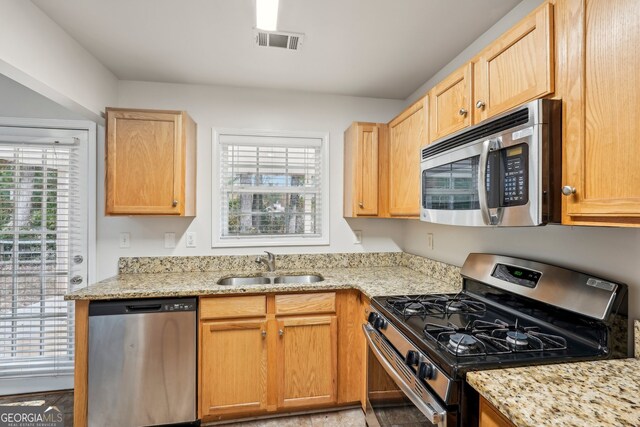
[219,133,325,241]
[0,127,87,385]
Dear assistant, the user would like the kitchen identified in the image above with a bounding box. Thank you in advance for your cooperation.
[0,0,638,426]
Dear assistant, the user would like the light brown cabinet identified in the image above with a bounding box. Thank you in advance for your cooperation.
[557,0,640,226]
[479,397,516,427]
[427,3,554,142]
[429,64,472,142]
[276,315,337,408]
[343,122,381,217]
[105,108,197,216]
[199,293,344,422]
[388,96,428,217]
[200,320,268,417]
[473,3,554,123]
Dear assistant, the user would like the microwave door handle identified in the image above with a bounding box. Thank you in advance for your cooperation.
[478,139,493,225]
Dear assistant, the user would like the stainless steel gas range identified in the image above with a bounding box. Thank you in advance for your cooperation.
[363,253,628,427]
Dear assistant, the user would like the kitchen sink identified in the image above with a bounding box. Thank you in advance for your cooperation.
[216,276,272,286]
[216,274,324,286]
[273,274,324,284]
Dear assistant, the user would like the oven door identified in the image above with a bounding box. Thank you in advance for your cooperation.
[363,325,448,427]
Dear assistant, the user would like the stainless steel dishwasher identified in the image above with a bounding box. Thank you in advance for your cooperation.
[88,298,197,427]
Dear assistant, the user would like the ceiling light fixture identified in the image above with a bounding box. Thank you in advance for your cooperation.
[256,0,279,31]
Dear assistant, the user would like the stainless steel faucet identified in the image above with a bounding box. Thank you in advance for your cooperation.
[255,251,276,272]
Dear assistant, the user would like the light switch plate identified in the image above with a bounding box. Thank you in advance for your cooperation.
[354,230,362,244]
[164,232,176,249]
[186,232,196,248]
[119,232,130,249]
[427,233,434,250]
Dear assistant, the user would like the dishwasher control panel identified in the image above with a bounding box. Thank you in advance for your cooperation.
[165,302,196,311]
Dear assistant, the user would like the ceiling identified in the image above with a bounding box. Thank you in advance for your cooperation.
[32,0,521,100]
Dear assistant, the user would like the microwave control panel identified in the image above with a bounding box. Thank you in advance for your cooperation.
[502,144,528,206]
[487,144,529,208]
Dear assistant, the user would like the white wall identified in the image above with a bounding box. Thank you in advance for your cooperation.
[404,0,544,106]
[95,81,406,279]
[0,74,83,120]
[0,0,117,122]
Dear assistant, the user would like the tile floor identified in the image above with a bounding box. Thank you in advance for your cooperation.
[0,390,74,426]
[0,391,364,427]
[215,408,366,427]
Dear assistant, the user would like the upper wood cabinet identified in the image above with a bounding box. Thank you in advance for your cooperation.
[388,96,428,217]
[105,108,197,216]
[429,64,472,142]
[427,3,554,142]
[343,122,381,217]
[557,0,640,226]
[473,3,554,123]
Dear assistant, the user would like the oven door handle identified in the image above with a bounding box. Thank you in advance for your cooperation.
[363,324,447,427]
[478,138,503,225]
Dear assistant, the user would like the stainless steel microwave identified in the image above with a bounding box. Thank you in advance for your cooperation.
[420,99,562,227]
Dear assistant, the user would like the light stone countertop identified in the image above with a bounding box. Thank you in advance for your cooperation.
[467,358,640,427]
[65,266,461,300]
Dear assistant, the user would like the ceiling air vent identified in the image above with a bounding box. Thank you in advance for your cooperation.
[254,30,304,51]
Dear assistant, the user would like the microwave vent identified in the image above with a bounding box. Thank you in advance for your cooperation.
[255,30,304,51]
[423,108,530,159]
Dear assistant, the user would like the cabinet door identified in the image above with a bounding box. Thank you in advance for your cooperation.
[106,109,183,215]
[388,97,427,217]
[479,397,515,427]
[276,316,337,409]
[356,124,379,216]
[201,320,268,417]
[474,3,554,123]
[559,0,640,225]
[429,64,472,142]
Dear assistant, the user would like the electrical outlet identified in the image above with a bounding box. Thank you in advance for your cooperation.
[164,232,176,249]
[119,232,130,249]
[354,230,362,244]
[186,232,197,248]
[427,233,434,250]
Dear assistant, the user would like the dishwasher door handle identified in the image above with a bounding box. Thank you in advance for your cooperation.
[125,304,162,312]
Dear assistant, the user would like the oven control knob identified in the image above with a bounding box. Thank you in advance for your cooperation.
[367,312,379,325]
[418,362,435,380]
[405,350,420,366]
[373,316,387,330]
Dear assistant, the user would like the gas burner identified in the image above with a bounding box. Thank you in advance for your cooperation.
[506,331,529,349]
[447,333,483,355]
[386,296,445,319]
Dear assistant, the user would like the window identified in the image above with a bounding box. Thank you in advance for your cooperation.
[0,125,88,394]
[214,130,329,246]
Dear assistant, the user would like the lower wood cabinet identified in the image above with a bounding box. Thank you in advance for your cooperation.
[198,292,357,422]
[200,320,268,417]
[276,315,337,408]
[479,396,515,427]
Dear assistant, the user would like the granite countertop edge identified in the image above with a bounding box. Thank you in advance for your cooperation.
[64,266,461,301]
[466,358,640,427]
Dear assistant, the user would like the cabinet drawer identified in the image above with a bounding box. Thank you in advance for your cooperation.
[275,293,336,315]
[200,295,266,320]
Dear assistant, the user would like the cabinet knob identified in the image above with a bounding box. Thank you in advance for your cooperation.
[561,186,576,196]
[476,100,486,109]
[458,108,468,117]
[261,330,267,338]
[279,329,284,336]
[172,200,179,207]
[359,202,364,208]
